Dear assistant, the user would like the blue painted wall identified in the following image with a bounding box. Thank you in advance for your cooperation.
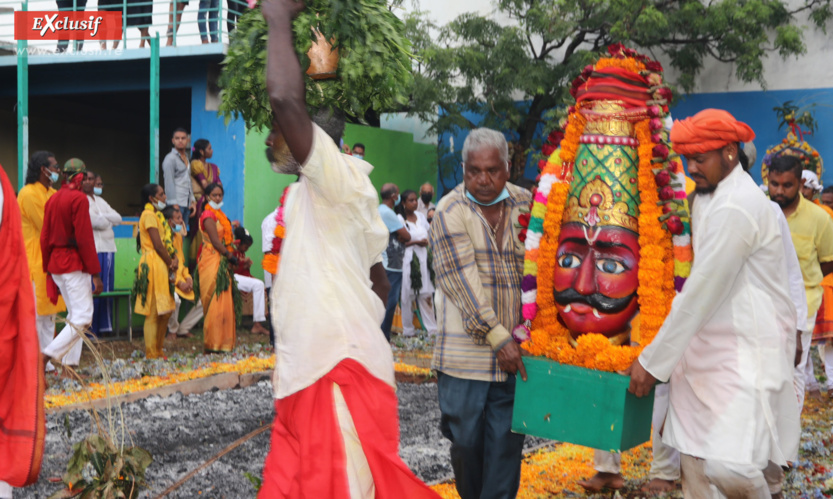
[670,88,833,186]
[436,87,833,194]
[188,82,246,222]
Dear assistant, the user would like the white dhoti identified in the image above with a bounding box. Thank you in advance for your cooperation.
[794,310,819,410]
[680,455,771,499]
[43,271,93,366]
[35,314,56,352]
[167,294,204,335]
[0,480,12,498]
[234,274,266,322]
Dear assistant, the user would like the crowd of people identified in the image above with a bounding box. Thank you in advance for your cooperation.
[2,3,833,498]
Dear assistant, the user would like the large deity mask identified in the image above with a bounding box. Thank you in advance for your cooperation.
[519,44,692,371]
[554,101,642,339]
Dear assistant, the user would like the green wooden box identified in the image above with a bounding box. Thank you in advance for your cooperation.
[511,357,654,453]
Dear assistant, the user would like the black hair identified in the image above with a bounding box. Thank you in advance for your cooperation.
[161,206,177,221]
[202,182,224,210]
[141,183,161,206]
[823,186,833,196]
[380,185,397,201]
[234,226,254,248]
[396,189,417,217]
[138,183,162,252]
[738,145,749,172]
[191,138,210,162]
[25,151,55,185]
[769,154,803,179]
[310,107,346,145]
[353,143,366,151]
[173,127,188,137]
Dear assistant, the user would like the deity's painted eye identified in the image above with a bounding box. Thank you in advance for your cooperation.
[558,254,581,269]
[596,259,626,275]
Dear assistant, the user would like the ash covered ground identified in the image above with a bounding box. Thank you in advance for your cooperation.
[21,381,457,498]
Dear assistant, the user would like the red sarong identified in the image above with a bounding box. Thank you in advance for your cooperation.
[259,359,439,498]
[0,167,45,486]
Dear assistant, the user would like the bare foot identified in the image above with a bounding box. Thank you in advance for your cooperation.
[251,322,269,335]
[641,478,677,495]
[177,332,195,338]
[771,493,783,499]
[578,472,624,492]
[166,333,177,340]
[810,389,822,400]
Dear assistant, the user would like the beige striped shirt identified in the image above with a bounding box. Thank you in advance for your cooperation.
[429,183,531,382]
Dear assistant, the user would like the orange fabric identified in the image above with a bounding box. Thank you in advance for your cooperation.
[259,359,439,499]
[262,253,279,275]
[670,109,755,155]
[814,199,833,219]
[0,167,45,487]
[198,214,236,352]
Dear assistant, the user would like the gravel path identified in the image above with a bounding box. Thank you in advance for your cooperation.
[20,381,467,498]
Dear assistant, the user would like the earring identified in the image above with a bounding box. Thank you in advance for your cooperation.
[728,154,733,160]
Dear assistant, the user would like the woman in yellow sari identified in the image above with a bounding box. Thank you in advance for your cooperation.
[198,183,238,352]
[134,184,177,359]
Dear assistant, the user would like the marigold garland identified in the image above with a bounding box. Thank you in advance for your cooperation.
[519,46,693,371]
[203,204,234,251]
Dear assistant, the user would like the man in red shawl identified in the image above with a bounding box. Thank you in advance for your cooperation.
[41,159,103,370]
[0,166,45,497]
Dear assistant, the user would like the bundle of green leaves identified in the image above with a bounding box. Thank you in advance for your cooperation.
[219,0,414,130]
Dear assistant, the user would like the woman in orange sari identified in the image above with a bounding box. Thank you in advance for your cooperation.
[198,183,238,352]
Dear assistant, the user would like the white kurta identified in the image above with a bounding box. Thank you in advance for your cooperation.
[640,165,800,469]
[270,124,394,399]
[87,195,121,254]
[399,211,435,297]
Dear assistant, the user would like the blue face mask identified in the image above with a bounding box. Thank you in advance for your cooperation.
[394,195,401,207]
[354,154,364,160]
[172,224,183,233]
[209,200,224,210]
[50,171,59,183]
[93,187,103,196]
[466,187,510,206]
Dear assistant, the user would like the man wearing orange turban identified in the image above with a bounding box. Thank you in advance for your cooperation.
[627,109,800,498]
[670,109,756,195]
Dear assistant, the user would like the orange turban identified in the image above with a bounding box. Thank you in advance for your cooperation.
[670,109,755,155]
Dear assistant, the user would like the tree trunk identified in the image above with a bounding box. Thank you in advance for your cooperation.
[510,96,549,182]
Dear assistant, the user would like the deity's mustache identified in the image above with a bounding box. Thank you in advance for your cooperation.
[553,288,636,315]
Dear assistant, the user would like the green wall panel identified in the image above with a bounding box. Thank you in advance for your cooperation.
[242,124,438,280]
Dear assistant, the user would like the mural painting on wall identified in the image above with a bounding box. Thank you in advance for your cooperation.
[517,44,693,373]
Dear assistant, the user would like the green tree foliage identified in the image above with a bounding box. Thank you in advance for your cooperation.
[219,0,414,130]
[405,0,833,181]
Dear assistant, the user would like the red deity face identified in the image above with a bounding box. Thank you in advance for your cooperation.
[553,223,640,337]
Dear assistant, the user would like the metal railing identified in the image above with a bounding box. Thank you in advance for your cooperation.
[0,0,246,54]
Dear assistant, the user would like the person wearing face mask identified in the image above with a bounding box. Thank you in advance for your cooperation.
[378,182,411,340]
[163,207,203,339]
[82,172,122,336]
[135,184,178,359]
[417,182,436,217]
[351,142,365,160]
[41,159,103,372]
[18,151,66,371]
[198,182,239,353]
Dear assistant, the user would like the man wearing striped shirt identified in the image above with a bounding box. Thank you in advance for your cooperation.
[429,128,532,499]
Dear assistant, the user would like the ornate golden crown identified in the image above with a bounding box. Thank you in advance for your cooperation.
[563,178,638,233]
